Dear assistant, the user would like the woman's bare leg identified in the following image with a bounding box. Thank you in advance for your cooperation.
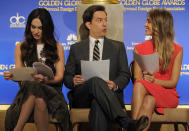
[137,95,156,131]
[131,82,148,120]
[14,95,36,131]
[34,98,49,131]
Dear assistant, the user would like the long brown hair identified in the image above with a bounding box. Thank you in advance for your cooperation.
[21,8,58,67]
[148,8,174,72]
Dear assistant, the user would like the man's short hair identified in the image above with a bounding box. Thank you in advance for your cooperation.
[82,5,106,24]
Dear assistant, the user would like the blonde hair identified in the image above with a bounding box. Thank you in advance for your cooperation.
[148,8,174,72]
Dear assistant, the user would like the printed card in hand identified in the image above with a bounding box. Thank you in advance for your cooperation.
[33,62,54,79]
[134,52,159,73]
[9,67,36,81]
[81,60,110,81]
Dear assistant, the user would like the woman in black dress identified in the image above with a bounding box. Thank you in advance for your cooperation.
[3,8,71,131]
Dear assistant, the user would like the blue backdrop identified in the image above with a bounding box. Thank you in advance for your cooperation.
[0,0,189,105]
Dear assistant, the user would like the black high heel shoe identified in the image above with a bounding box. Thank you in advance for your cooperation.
[116,115,149,131]
[126,115,149,131]
[135,115,149,131]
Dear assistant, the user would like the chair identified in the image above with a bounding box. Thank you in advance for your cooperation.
[129,60,135,83]
[129,61,189,131]
[69,108,89,131]
[26,115,62,131]
[49,115,62,131]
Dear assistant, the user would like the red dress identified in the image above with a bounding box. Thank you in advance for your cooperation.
[135,40,182,114]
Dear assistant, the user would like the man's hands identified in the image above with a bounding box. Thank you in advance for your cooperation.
[143,71,155,83]
[73,75,85,86]
[73,75,118,91]
[104,80,117,91]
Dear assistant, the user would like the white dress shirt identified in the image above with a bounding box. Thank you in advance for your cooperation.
[89,36,104,61]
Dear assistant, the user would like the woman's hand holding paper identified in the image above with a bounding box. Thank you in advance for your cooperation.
[3,71,13,80]
[143,71,155,83]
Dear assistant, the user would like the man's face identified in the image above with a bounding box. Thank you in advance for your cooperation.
[86,11,107,39]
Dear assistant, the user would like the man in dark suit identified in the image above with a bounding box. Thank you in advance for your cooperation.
[64,5,148,131]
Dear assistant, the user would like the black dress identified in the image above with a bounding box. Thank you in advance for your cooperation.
[5,63,71,131]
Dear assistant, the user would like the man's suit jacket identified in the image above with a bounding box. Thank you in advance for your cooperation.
[64,37,130,106]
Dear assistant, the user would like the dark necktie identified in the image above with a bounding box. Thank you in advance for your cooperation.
[93,40,100,61]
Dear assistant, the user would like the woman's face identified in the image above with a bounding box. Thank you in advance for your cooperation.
[30,18,42,42]
[144,17,153,36]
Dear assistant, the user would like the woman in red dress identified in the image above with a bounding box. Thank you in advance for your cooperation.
[131,8,183,131]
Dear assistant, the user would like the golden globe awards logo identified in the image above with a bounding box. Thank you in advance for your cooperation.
[181,64,189,76]
[0,64,15,75]
[62,34,77,50]
[38,0,82,12]
[10,13,26,28]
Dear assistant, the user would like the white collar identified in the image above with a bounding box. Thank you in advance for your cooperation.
[89,36,104,46]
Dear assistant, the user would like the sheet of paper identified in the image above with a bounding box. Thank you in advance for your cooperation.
[134,52,159,73]
[9,67,36,81]
[81,60,110,81]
